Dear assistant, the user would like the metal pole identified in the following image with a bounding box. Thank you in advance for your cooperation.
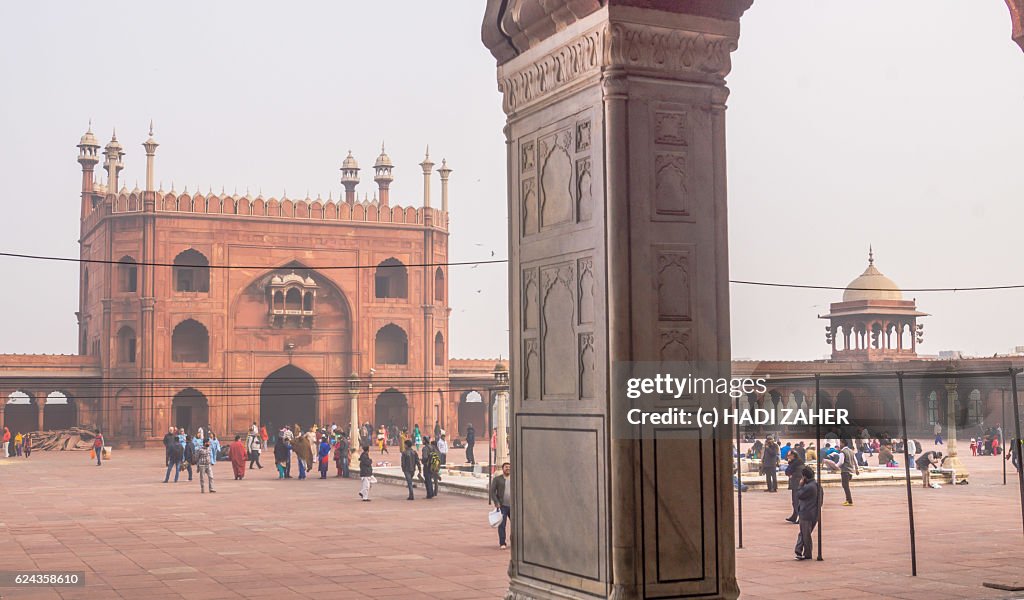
[815,375,823,562]
[897,373,917,576]
[1003,391,1007,486]
[1009,368,1024,537]
[735,394,743,550]
[487,388,494,502]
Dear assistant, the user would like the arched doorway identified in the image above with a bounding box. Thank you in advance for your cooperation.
[171,389,209,433]
[5,391,37,434]
[458,390,485,437]
[374,389,408,430]
[44,391,76,430]
[260,365,317,432]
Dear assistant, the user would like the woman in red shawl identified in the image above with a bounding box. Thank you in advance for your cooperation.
[228,434,248,480]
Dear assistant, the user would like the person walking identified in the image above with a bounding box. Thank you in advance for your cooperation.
[934,422,943,445]
[762,436,779,492]
[401,439,420,500]
[421,436,439,499]
[839,439,858,506]
[916,450,942,488]
[164,438,184,483]
[794,466,821,561]
[437,433,449,466]
[293,431,313,480]
[22,434,31,458]
[228,434,247,480]
[317,436,331,479]
[209,433,221,465]
[784,452,805,523]
[2,426,10,458]
[14,433,23,457]
[358,445,373,501]
[489,462,512,549]
[465,423,476,464]
[163,427,176,466]
[247,429,263,470]
[1007,438,1022,475]
[274,436,289,479]
[195,438,216,493]
[93,430,105,466]
[182,434,195,481]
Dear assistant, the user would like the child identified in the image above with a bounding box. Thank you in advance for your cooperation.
[970,438,977,456]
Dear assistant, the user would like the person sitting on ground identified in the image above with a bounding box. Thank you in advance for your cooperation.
[878,443,894,467]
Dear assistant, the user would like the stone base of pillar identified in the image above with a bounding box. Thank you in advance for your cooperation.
[941,454,970,479]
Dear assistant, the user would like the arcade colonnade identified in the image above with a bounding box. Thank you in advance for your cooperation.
[482,1,1024,599]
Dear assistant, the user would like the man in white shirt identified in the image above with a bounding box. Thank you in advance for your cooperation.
[437,434,449,466]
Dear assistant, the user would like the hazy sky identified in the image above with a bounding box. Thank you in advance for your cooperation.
[1,1,1023,362]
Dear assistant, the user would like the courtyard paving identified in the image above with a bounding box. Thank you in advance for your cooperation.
[0,443,1021,599]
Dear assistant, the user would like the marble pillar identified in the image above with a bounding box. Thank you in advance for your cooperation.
[483,2,749,598]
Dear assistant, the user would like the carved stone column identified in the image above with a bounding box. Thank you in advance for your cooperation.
[484,2,748,598]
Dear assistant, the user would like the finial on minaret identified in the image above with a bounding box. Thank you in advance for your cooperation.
[374,142,395,208]
[143,121,159,192]
[438,158,453,215]
[103,128,125,194]
[868,245,874,266]
[419,144,435,208]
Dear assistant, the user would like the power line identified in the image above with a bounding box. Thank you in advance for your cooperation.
[2,250,1022,293]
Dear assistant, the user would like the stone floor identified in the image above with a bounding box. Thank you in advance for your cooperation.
[0,444,1021,599]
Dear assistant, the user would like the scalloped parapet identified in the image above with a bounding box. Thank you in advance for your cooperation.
[101,190,447,229]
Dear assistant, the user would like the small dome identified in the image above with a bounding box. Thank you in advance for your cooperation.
[79,127,99,147]
[843,250,902,302]
[342,151,359,170]
[374,143,393,169]
[280,272,305,286]
[270,275,284,285]
[105,131,123,151]
[303,275,317,286]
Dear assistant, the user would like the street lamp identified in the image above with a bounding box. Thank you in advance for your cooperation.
[493,361,510,466]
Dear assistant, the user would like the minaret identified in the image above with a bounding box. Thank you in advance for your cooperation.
[437,158,452,214]
[373,142,394,208]
[103,130,125,195]
[77,122,101,218]
[419,145,434,208]
[340,150,360,205]
[142,121,159,192]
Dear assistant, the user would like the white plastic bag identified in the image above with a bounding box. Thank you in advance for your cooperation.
[488,508,503,528]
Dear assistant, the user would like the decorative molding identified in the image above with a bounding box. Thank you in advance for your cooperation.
[497,21,739,114]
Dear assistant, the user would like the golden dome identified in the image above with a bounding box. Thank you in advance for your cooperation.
[842,249,902,302]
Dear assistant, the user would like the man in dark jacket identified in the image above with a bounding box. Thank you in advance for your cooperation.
[465,423,476,465]
[401,439,420,500]
[163,439,184,483]
[839,439,859,506]
[358,445,373,501]
[162,427,176,466]
[489,462,512,549]
[762,436,779,492]
[794,466,821,560]
[182,435,195,481]
[784,452,805,523]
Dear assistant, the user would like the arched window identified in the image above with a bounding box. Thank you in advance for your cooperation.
[80,325,89,356]
[117,325,136,364]
[374,258,408,299]
[967,389,983,426]
[927,391,939,425]
[375,324,408,365]
[434,332,444,366]
[434,267,445,302]
[82,268,89,307]
[171,319,209,363]
[173,249,210,293]
[285,287,302,312]
[118,256,138,293]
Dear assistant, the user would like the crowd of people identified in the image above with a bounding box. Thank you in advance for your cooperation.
[1,426,32,458]
[738,426,1024,561]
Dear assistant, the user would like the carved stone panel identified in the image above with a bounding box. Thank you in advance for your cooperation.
[654,110,688,146]
[540,262,576,398]
[576,119,592,152]
[660,328,691,362]
[521,141,535,173]
[517,414,606,596]
[577,257,594,326]
[654,152,689,217]
[524,338,541,401]
[579,333,595,399]
[522,178,538,236]
[576,157,592,223]
[523,268,539,331]
[656,251,692,321]
[538,130,573,229]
